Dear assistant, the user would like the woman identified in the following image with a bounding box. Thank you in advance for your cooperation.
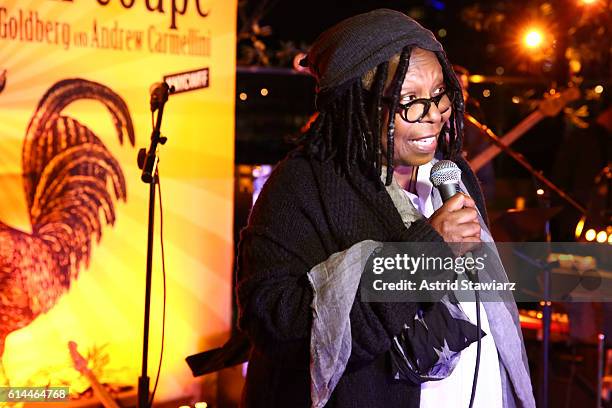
[236,9,535,408]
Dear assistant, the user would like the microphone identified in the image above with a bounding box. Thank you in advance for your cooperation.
[149,82,175,112]
[429,160,462,203]
[429,159,476,264]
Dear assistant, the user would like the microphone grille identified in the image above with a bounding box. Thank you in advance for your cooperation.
[429,160,462,187]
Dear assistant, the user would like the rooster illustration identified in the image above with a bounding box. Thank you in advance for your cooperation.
[0,75,135,384]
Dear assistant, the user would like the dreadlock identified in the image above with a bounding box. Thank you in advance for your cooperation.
[436,52,465,160]
[300,45,464,186]
[384,46,412,185]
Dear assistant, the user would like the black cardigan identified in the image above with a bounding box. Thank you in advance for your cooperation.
[236,151,488,408]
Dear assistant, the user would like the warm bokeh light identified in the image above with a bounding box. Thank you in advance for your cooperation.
[575,217,585,239]
[581,0,597,4]
[536,188,545,195]
[293,52,309,72]
[595,85,604,94]
[469,74,485,83]
[585,229,597,241]
[524,29,544,49]
[569,59,582,73]
[596,231,608,243]
[260,88,269,96]
[239,92,248,101]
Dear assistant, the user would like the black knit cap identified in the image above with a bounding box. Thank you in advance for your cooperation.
[305,8,461,109]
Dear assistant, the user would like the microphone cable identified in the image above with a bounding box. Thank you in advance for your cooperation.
[147,106,167,408]
[467,265,481,408]
[149,171,167,408]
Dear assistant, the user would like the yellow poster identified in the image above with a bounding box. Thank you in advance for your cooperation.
[0,0,236,404]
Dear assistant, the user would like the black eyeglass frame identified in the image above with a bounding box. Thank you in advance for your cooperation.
[382,89,456,123]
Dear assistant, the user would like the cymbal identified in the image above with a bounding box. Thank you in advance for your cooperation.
[490,206,562,241]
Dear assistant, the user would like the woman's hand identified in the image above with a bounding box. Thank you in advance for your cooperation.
[428,193,481,256]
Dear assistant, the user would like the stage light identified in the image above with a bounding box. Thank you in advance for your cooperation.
[239,92,247,101]
[524,29,543,49]
[595,85,604,94]
[585,229,597,241]
[596,231,607,243]
[260,88,269,96]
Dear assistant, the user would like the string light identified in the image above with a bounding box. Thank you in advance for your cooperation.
[585,229,596,241]
[596,231,607,243]
[575,216,585,239]
[469,74,485,83]
[569,59,582,73]
[239,92,247,101]
[595,85,604,94]
[260,88,269,96]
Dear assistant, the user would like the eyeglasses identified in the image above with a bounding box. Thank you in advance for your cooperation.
[383,90,454,123]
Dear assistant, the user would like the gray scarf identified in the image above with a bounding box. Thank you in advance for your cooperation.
[307,163,535,408]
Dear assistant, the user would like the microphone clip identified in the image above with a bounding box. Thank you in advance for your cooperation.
[150,82,176,112]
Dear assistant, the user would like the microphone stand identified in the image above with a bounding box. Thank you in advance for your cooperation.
[464,114,586,214]
[464,114,587,408]
[537,187,553,408]
[136,82,173,408]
